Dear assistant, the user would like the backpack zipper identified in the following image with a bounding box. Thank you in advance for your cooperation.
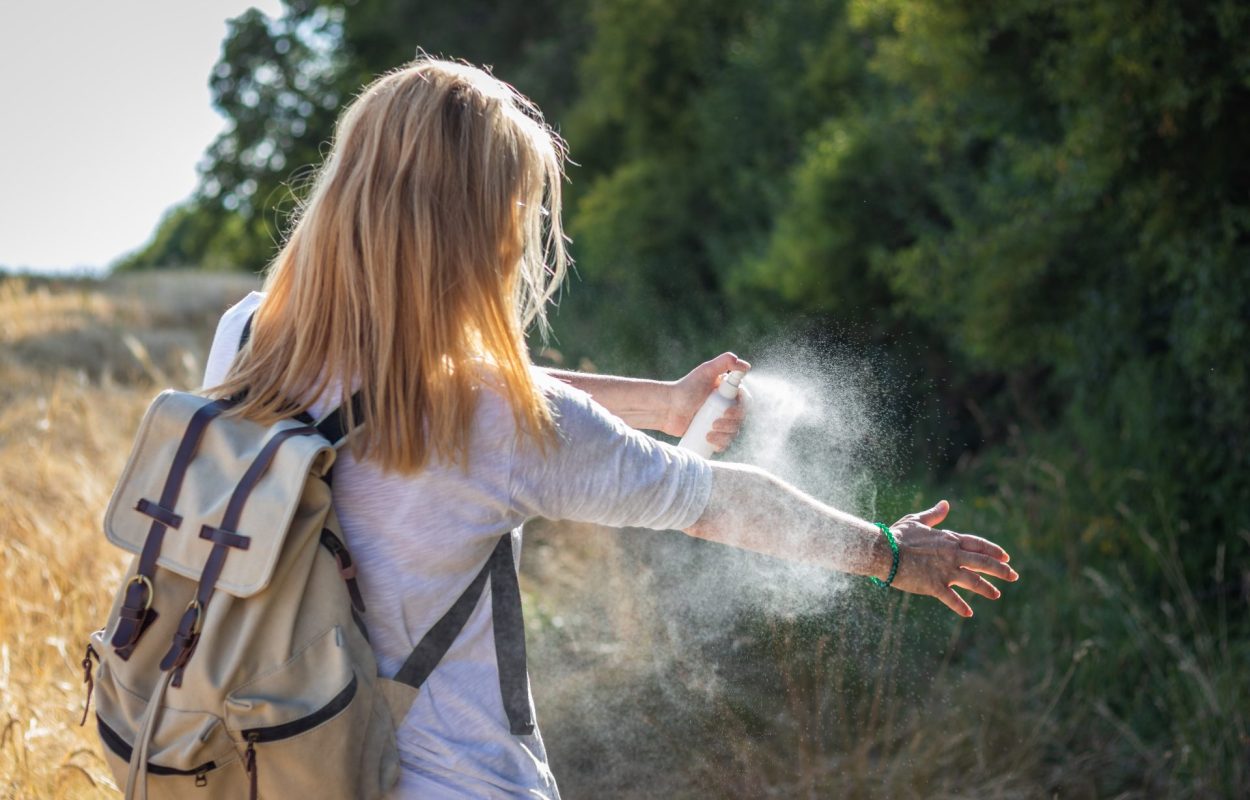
[95,673,357,787]
[238,673,358,743]
[238,674,357,800]
[244,732,259,799]
[96,716,219,777]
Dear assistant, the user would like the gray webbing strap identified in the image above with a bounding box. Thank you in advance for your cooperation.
[393,534,534,735]
[488,535,534,735]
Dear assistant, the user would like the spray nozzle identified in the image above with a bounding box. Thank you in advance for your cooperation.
[717,370,746,399]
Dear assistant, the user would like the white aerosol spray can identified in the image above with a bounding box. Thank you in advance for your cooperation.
[678,370,746,458]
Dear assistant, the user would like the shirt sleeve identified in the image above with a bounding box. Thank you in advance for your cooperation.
[202,291,264,389]
[508,373,713,531]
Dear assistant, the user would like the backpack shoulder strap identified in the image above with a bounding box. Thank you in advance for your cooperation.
[391,535,534,735]
[238,312,255,350]
[315,392,365,448]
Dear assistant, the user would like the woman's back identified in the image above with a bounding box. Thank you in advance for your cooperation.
[204,292,712,799]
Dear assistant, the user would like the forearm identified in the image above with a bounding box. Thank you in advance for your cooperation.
[544,368,672,431]
[685,461,891,580]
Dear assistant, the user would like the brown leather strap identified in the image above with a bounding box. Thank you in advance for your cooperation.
[160,602,203,685]
[195,425,317,611]
[138,399,234,579]
[79,643,98,727]
[117,604,148,622]
[113,610,159,662]
[134,498,183,529]
[112,398,231,654]
[320,529,366,613]
[160,425,318,677]
[198,525,251,550]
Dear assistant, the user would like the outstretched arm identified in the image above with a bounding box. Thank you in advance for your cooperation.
[545,352,751,451]
[685,462,1019,616]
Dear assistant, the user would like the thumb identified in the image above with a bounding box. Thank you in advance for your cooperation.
[916,499,950,527]
[706,352,751,378]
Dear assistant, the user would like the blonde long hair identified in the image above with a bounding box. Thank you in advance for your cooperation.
[210,57,569,472]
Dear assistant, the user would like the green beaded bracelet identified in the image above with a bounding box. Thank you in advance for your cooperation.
[869,522,899,588]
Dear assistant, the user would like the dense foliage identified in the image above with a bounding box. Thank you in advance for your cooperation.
[122,0,1248,553]
[119,1,1249,793]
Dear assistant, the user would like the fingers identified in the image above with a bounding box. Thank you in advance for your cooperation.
[959,552,1019,582]
[935,586,973,617]
[711,405,746,427]
[706,352,751,379]
[952,532,1010,562]
[949,569,1001,600]
[704,366,751,453]
[915,499,950,527]
[706,432,733,452]
[733,382,752,414]
[707,406,745,452]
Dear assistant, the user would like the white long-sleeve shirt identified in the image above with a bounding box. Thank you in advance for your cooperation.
[204,292,711,798]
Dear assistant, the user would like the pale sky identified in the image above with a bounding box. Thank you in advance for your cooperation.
[0,0,285,273]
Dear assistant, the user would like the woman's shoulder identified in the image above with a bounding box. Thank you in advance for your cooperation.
[473,365,590,410]
[229,290,265,315]
[529,368,608,424]
[468,367,613,452]
[203,291,266,388]
[528,368,635,444]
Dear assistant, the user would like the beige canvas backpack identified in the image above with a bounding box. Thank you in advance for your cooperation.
[82,317,538,799]
[81,388,405,799]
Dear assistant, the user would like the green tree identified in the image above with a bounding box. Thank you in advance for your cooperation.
[121,1,590,272]
[120,7,349,270]
[859,0,1250,539]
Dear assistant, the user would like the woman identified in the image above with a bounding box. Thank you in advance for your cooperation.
[204,57,1017,799]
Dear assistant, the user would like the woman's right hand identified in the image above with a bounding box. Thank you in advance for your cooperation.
[885,500,1019,617]
[663,352,751,447]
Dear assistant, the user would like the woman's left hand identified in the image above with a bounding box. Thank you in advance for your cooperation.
[663,353,751,450]
[885,500,1018,617]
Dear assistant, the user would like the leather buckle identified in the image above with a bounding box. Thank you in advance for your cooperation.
[185,600,204,636]
[127,574,154,612]
[334,552,358,580]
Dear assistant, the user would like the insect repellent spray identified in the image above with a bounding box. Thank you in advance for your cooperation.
[678,370,746,458]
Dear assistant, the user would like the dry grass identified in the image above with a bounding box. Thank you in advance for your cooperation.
[0,272,257,798]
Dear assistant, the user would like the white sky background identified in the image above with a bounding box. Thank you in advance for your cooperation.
[0,1,285,273]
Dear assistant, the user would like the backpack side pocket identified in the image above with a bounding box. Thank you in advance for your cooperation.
[91,631,247,799]
[226,624,394,799]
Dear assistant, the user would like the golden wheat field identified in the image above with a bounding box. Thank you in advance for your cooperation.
[0,272,265,797]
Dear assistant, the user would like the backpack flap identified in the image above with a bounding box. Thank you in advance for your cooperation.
[103,390,336,598]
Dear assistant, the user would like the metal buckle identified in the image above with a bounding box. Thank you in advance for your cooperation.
[126,575,154,612]
[185,600,204,636]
